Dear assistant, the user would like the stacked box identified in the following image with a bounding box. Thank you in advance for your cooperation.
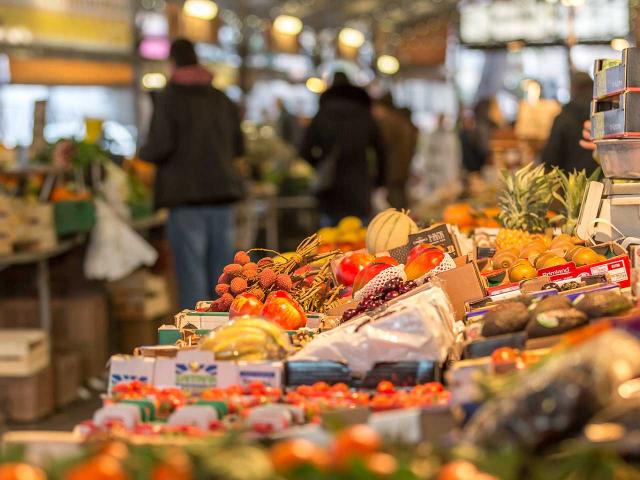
[13,200,57,252]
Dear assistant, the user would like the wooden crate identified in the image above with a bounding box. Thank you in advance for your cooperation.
[117,317,165,355]
[0,294,109,379]
[0,366,54,422]
[0,329,50,377]
[53,350,81,408]
[108,269,171,321]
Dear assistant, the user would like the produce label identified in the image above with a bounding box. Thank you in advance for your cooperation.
[390,224,458,262]
[537,262,577,279]
[175,361,218,392]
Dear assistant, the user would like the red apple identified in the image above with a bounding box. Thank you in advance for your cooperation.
[352,262,394,295]
[404,248,445,281]
[229,293,264,319]
[262,290,307,330]
[374,255,399,266]
[336,252,375,286]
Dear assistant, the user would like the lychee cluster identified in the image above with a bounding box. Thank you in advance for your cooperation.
[208,250,293,312]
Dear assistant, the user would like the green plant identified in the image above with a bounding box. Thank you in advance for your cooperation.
[551,168,601,235]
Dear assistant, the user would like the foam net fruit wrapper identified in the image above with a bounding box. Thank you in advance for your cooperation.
[354,265,407,301]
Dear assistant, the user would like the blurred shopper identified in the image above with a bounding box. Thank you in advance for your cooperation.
[459,110,486,173]
[542,72,597,174]
[300,72,386,225]
[139,38,245,309]
[275,98,300,147]
[372,94,417,209]
[413,113,461,196]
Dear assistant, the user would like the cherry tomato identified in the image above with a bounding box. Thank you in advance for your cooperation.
[376,381,395,394]
[491,347,519,365]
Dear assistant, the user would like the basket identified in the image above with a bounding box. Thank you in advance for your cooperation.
[54,200,96,236]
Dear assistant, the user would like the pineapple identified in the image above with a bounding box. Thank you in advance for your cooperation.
[496,163,557,251]
[550,167,601,235]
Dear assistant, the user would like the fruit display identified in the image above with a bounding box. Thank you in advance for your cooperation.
[210,234,342,315]
[200,317,292,361]
[404,244,446,281]
[495,163,557,250]
[336,252,375,286]
[366,208,419,254]
[342,278,418,322]
[317,216,367,253]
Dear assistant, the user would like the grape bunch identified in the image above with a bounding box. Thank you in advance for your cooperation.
[341,279,418,322]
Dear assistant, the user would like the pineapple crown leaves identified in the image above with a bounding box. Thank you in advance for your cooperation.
[497,163,560,233]
[550,167,601,234]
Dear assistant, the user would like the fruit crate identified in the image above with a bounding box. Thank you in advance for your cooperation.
[54,199,96,236]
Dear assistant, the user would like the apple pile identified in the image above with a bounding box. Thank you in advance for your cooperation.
[342,277,418,322]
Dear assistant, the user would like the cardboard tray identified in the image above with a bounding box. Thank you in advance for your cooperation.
[284,361,351,386]
[594,48,640,100]
[462,332,528,359]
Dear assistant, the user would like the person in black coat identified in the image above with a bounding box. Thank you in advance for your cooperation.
[139,38,245,309]
[300,72,386,225]
[542,72,597,175]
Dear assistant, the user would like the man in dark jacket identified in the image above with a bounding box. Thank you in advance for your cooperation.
[139,38,245,309]
[542,72,597,174]
[300,72,386,225]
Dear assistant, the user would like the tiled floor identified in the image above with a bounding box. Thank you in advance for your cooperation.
[2,397,102,434]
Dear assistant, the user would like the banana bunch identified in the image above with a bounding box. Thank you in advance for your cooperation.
[200,317,292,361]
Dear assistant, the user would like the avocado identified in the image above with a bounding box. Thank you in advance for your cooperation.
[574,291,633,319]
[481,302,530,337]
[526,308,588,338]
[530,296,572,317]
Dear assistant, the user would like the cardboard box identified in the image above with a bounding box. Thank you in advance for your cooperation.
[174,350,236,392]
[0,366,54,422]
[0,329,50,377]
[236,361,283,388]
[53,350,81,408]
[108,355,156,394]
[435,260,487,321]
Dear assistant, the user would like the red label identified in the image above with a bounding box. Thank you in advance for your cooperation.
[583,255,631,289]
[537,262,577,278]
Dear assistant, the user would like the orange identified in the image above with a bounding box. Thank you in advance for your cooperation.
[443,203,476,230]
[270,439,330,473]
[64,455,130,480]
[0,463,47,480]
[331,425,381,467]
[437,461,481,480]
[151,449,192,480]
[571,247,599,267]
[508,260,537,282]
[365,452,397,476]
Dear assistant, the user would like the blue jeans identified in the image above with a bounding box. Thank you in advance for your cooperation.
[167,205,235,310]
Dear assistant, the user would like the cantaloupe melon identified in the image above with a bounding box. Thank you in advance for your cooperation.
[366,209,418,254]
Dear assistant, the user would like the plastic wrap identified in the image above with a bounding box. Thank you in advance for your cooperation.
[290,285,456,376]
[462,329,640,451]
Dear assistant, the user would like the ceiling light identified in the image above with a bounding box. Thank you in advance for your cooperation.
[306,77,326,94]
[611,38,630,51]
[339,27,365,49]
[142,73,167,90]
[273,15,303,36]
[377,55,400,75]
[183,0,218,20]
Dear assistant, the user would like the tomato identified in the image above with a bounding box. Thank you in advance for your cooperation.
[64,455,130,480]
[376,381,395,394]
[312,382,330,394]
[365,452,397,477]
[99,442,129,461]
[491,347,519,365]
[369,394,397,411]
[331,383,350,393]
[336,253,375,286]
[419,382,444,394]
[332,425,381,467]
[271,439,330,473]
[0,463,47,480]
[262,291,306,330]
[229,293,264,319]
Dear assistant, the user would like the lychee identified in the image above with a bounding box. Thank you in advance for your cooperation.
[215,283,230,296]
[259,268,277,289]
[275,273,293,291]
[219,293,234,310]
[208,300,222,312]
[243,262,258,272]
[223,263,243,276]
[250,288,265,302]
[243,269,258,280]
[234,251,251,266]
[230,277,248,295]
[218,273,230,285]
[257,257,274,268]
